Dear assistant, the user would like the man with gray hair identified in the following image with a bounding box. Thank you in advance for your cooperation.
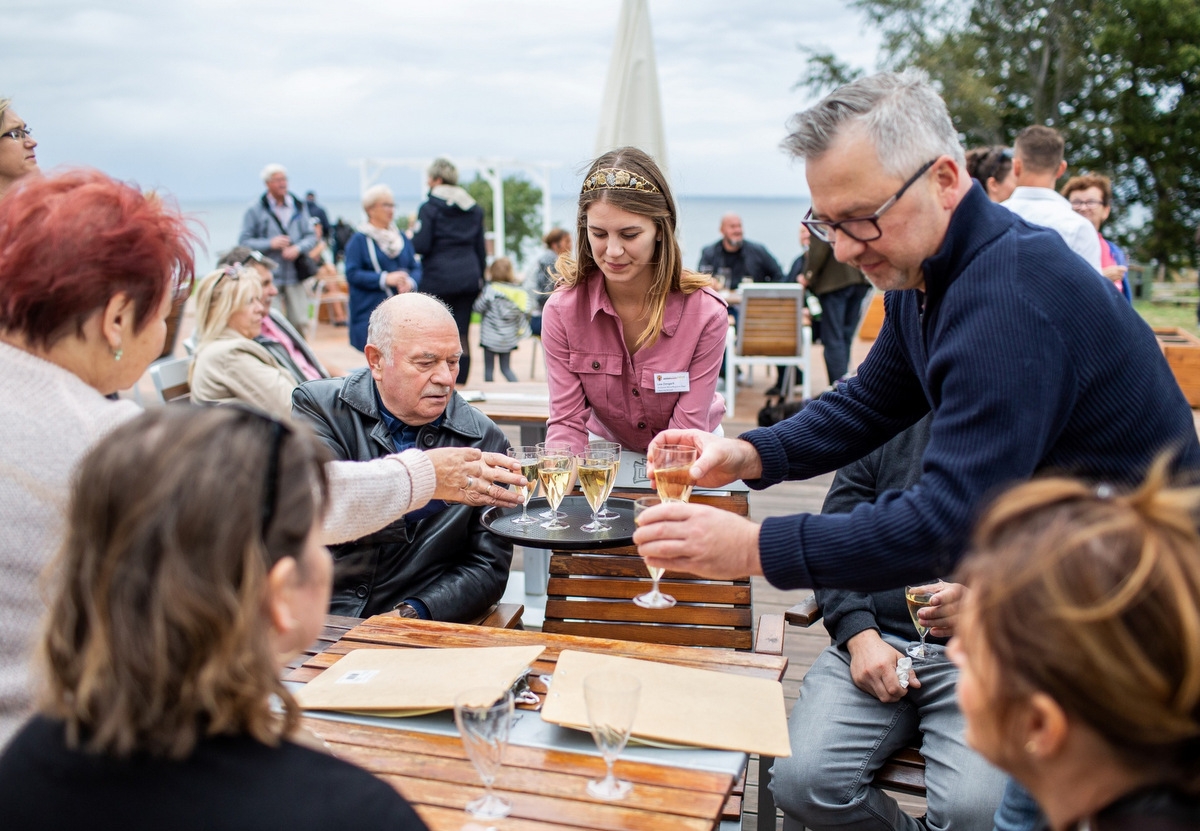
[635,70,1198,594]
[291,293,513,621]
[239,163,318,332]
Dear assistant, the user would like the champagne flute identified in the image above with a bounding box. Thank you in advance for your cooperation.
[650,444,697,503]
[536,441,572,519]
[588,440,623,520]
[905,580,943,661]
[454,687,515,820]
[576,450,617,533]
[584,672,640,800]
[537,448,574,531]
[507,445,540,525]
[632,496,675,609]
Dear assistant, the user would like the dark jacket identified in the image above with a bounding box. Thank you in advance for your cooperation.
[816,415,939,647]
[743,183,1200,592]
[291,369,512,620]
[343,232,423,352]
[698,239,783,287]
[804,237,869,296]
[411,187,487,299]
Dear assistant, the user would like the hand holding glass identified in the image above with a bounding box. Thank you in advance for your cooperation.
[507,445,540,525]
[650,444,697,503]
[905,580,944,661]
[584,672,640,800]
[632,496,675,609]
[454,687,515,819]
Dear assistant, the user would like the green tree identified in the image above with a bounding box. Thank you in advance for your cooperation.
[799,0,1200,266]
[463,173,544,265]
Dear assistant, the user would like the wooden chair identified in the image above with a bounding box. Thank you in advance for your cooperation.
[148,356,192,404]
[541,489,785,829]
[760,593,927,830]
[726,284,812,415]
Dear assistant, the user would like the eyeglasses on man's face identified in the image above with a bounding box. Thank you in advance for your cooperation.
[1,126,32,142]
[802,158,938,244]
[1069,199,1105,210]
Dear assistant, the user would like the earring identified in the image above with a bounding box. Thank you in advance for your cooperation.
[1025,740,1037,755]
[113,348,123,362]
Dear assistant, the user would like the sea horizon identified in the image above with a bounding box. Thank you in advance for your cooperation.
[181,193,813,276]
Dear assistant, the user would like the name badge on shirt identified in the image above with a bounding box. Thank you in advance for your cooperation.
[654,371,690,393]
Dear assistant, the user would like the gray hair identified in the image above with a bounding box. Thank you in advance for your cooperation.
[0,98,10,125]
[782,70,965,178]
[427,157,458,186]
[260,163,287,182]
[361,183,393,211]
[366,293,455,362]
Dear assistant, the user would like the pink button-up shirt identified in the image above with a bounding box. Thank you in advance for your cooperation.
[542,274,728,453]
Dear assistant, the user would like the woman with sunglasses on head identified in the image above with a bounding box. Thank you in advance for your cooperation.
[0,169,524,749]
[951,461,1200,831]
[0,407,428,831]
[541,147,727,454]
[0,98,38,199]
[965,145,1016,203]
[190,264,298,420]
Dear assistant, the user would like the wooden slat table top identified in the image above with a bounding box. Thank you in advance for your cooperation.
[304,717,732,831]
[288,615,788,686]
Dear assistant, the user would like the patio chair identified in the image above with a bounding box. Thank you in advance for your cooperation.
[148,356,192,404]
[725,284,812,415]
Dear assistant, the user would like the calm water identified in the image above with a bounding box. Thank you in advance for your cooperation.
[181,194,812,276]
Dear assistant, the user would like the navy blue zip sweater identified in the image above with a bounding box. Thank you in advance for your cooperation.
[742,184,1200,591]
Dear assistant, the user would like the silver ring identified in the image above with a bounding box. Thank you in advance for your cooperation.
[466,476,473,489]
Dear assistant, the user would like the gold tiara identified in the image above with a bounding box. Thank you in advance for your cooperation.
[581,167,660,194]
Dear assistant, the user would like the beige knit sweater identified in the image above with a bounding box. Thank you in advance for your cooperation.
[0,341,436,749]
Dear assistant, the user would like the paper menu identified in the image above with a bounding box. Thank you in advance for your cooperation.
[294,645,544,714]
[540,650,790,757]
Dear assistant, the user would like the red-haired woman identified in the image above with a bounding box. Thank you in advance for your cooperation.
[0,169,524,749]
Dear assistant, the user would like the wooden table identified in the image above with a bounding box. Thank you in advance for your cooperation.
[463,384,550,445]
[290,616,789,831]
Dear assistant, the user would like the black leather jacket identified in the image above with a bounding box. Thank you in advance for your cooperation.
[292,369,512,620]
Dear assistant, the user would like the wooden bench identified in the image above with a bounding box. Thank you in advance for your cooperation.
[1155,327,1200,408]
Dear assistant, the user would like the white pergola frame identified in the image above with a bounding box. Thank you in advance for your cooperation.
[350,157,559,261]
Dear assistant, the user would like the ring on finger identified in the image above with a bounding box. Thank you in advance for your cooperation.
[466,476,473,489]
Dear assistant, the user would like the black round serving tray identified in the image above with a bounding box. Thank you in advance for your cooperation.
[480,496,637,550]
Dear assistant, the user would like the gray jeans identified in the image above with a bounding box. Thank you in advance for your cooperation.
[770,636,1006,830]
[275,283,311,337]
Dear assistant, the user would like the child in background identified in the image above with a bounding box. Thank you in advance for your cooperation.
[473,257,530,382]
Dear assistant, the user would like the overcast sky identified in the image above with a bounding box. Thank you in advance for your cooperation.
[6,0,883,202]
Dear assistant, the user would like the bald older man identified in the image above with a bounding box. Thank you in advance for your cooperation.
[292,293,513,621]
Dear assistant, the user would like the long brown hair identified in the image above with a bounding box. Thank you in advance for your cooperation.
[556,147,711,350]
[959,457,1200,791]
[39,406,330,759]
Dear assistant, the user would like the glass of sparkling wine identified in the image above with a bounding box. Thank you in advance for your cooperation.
[584,672,640,800]
[588,440,622,520]
[904,580,943,661]
[454,687,515,820]
[632,496,675,609]
[507,446,540,525]
[536,441,573,519]
[650,444,697,503]
[537,447,574,530]
[576,450,617,533]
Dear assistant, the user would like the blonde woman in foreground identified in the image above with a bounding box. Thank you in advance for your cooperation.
[951,460,1200,831]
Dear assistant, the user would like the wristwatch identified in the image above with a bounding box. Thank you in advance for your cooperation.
[394,602,421,619]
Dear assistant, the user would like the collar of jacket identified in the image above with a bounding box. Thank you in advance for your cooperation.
[919,181,1014,308]
[337,367,484,451]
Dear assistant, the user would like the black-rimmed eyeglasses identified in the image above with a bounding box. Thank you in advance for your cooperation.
[802,158,938,244]
[1,126,31,142]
